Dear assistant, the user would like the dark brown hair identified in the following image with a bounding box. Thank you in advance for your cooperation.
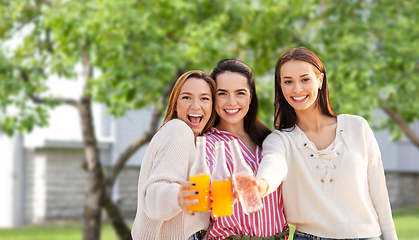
[210,59,271,147]
[274,46,337,130]
[163,70,216,134]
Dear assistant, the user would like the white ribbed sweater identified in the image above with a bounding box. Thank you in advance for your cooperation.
[256,114,398,239]
[131,119,210,240]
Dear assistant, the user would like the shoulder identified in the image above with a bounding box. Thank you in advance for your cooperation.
[338,114,370,128]
[270,128,296,138]
[264,129,291,144]
[164,119,193,133]
[155,119,194,145]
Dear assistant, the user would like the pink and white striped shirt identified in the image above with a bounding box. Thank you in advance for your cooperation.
[204,128,287,240]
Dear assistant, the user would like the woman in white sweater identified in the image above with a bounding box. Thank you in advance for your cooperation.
[131,70,216,240]
[256,47,398,240]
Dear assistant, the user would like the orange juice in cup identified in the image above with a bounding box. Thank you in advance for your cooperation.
[188,173,210,212]
[211,179,233,217]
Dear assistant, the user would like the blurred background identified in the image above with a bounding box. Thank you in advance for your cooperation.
[0,0,418,239]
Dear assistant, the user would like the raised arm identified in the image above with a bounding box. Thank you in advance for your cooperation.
[256,130,288,196]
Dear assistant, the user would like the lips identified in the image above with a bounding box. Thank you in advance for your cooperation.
[224,109,240,116]
[187,113,203,126]
[292,95,308,102]
[225,109,239,114]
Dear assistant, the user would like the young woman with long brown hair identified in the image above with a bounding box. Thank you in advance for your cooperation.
[204,59,288,240]
[256,47,397,240]
[131,70,216,240]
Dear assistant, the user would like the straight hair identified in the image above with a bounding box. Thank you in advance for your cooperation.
[274,46,337,130]
[162,70,217,134]
[210,59,271,147]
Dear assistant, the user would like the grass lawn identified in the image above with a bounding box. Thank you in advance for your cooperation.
[0,221,119,240]
[0,208,418,240]
[393,207,419,240]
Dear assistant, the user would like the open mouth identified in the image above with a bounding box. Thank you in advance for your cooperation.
[292,95,308,102]
[187,113,203,126]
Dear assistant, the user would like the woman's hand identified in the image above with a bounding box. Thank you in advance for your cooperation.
[178,181,199,215]
[255,177,269,197]
[231,178,239,205]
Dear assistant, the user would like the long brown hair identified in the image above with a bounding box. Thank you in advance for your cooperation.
[210,59,271,148]
[274,47,337,130]
[162,70,216,134]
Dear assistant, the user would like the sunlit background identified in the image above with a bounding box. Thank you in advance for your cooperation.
[0,0,418,239]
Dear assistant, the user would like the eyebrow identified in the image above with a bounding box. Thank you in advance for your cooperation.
[283,74,309,79]
[216,88,248,92]
[180,92,211,95]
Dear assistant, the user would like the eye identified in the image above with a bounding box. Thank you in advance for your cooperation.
[201,97,210,101]
[217,92,227,96]
[182,96,191,100]
[237,91,246,96]
[283,80,292,84]
[302,78,310,82]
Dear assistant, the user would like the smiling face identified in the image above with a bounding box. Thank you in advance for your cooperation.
[214,71,251,128]
[176,77,213,136]
[280,60,324,113]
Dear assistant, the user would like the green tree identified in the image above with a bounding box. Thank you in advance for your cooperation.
[305,0,419,147]
[2,1,418,240]
[0,0,315,239]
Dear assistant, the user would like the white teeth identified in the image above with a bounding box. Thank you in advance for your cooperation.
[293,96,306,101]
[188,114,202,117]
[225,109,239,114]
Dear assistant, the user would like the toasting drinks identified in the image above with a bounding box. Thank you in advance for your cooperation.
[229,139,263,214]
[189,136,210,212]
[211,141,233,217]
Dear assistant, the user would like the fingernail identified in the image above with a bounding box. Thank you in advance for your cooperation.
[193,199,198,204]
[195,191,199,194]
[192,213,195,215]
[210,199,214,203]
[192,183,196,186]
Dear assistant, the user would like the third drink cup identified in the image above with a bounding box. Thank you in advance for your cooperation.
[228,139,263,215]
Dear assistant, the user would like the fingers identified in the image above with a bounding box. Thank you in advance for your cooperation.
[179,189,199,198]
[232,190,239,206]
[178,181,199,215]
[209,198,219,220]
[255,177,268,197]
[180,181,195,190]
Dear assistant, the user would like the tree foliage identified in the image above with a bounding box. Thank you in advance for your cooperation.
[0,0,320,133]
[1,0,419,239]
[306,0,419,145]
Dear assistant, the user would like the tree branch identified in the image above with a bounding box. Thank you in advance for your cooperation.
[45,27,54,54]
[382,105,419,148]
[19,69,78,106]
[105,67,185,187]
[28,93,78,106]
[102,194,132,240]
[81,39,93,98]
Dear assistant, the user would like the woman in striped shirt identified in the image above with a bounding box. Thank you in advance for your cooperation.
[203,59,288,240]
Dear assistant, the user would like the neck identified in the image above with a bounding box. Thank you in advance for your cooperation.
[216,119,247,138]
[295,107,334,132]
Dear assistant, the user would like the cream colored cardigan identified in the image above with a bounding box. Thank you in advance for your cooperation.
[131,119,210,240]
[257,114,398,240]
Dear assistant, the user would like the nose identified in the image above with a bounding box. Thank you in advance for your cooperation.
[191,98,200,110]
[228,95,237,106]
[293,81,302,93]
